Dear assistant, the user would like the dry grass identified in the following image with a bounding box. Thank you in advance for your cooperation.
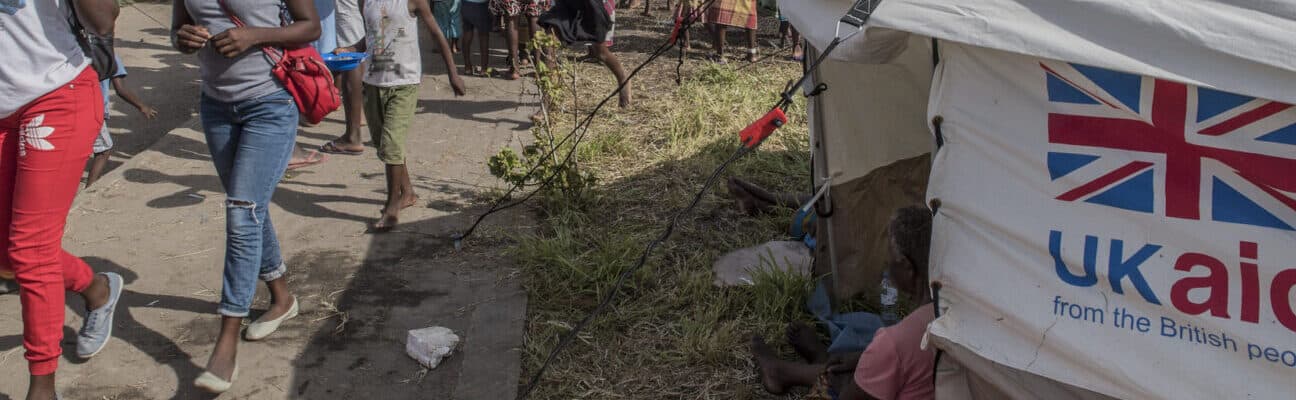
[510,8,822,400]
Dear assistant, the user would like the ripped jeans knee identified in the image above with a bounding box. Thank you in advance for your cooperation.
[219,196,286,317]
[226,199,259,224]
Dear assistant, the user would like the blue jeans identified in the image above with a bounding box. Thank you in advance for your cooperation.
[199,91,297,317]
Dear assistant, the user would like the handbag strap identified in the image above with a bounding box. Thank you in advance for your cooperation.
[216,0,286,64]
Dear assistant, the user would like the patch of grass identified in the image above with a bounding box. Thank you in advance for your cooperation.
[510,18,820,399]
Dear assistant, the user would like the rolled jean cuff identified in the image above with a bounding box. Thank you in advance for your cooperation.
[260,262,287,282]
[218,306,251,318]
[30,358,58,376]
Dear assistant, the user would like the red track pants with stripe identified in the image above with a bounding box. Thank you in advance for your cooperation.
[0,68,101,376]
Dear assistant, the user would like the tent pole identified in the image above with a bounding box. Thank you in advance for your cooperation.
[806,43,842,306]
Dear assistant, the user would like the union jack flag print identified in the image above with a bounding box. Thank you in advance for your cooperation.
[1043,62,1296,231]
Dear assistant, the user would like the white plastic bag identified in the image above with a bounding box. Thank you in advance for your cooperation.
[406,326,459,369]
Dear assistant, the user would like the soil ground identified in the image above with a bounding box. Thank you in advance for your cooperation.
[0,3,536,399]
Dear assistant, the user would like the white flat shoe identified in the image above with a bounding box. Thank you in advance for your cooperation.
[244,296,298,341]
[194,365,238,394]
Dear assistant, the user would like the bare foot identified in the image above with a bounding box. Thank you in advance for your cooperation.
[508,68,521,80]
[371,213,399,232]
[618,89,632,108]
[380,194,420,214]
[786,322,829,363]
[751,336,790,395]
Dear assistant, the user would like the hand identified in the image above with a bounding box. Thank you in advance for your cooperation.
[138,106,159,120]
[174,24,211,53]
[825,351,862,374]
[449,74,466,96]
[211,27,262,58]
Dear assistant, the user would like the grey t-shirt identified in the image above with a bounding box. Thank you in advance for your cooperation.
[184,0,284,102]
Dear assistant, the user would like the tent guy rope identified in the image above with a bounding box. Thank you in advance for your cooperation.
[511,1,884,397]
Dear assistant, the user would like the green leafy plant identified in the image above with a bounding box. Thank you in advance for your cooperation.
[528,32,569,107]
[488,141,596,197]
[487,31,595,199]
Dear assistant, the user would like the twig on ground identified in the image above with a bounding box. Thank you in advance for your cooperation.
[162,247,214,260]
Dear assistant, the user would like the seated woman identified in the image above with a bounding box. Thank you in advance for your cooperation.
[753,205,936,400]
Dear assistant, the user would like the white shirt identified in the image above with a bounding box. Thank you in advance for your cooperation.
[0,0,90,118]
[362,0,421,87]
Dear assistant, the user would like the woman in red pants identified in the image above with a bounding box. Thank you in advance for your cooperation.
[0,2,127,399]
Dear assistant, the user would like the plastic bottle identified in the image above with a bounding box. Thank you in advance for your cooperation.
[880,270,899,325]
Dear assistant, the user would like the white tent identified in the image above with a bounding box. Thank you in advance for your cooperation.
[784,1,1296,398]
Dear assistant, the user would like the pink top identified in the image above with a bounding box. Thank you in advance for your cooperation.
[854,303,936,400]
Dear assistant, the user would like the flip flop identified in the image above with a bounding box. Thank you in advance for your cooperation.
[319,140,364,155]
[287,150,328,170]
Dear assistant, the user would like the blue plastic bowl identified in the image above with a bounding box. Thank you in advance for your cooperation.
[322,52,367,72]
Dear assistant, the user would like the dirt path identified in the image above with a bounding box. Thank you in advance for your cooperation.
[0,4,535,399]
[96,2,203,173]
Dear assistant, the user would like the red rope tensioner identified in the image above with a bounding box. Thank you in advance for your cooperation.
[739,108,788,149]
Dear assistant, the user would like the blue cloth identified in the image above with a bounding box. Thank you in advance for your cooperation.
[199,90,298,317]
[809,280,886,354]
[100,56,128,119]
[433,0,462,39]
[314,0,338,53]
[0,0,25,15]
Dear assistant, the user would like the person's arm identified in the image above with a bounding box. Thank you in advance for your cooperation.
[841,327,909,400]
[336,2,368,54]
[334,38,366,54]
[110,78,159,120]
[171,0,210,54]
[209,0,322,58]
[74,0,119,36]
[334,38,367,54]
[410,0,465,96]
[343,0,369,53]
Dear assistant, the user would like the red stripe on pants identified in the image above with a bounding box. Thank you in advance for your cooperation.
[0,68,102,376]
